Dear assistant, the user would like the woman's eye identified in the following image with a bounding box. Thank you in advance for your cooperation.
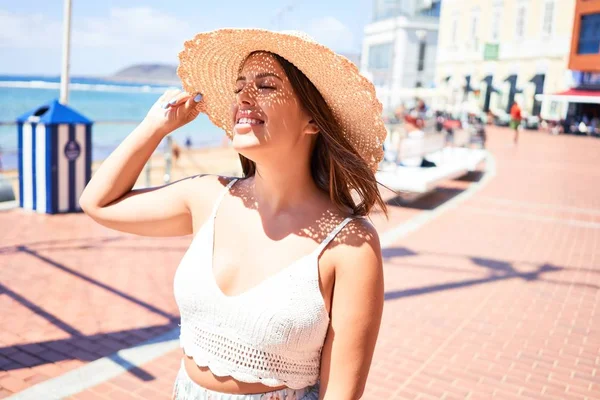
[233,84,275,94]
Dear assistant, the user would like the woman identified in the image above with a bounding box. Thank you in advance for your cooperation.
[80,29,387,399]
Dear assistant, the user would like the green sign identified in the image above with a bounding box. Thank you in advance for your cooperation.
[484,43,500,60]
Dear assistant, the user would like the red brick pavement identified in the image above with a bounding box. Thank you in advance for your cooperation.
[364,130,600,400]
[3,127,600,399]
[0,163,418,398]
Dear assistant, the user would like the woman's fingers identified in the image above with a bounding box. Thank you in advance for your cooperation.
[182,93,205,120]
[159,89,181,103]
[163,92,194,109]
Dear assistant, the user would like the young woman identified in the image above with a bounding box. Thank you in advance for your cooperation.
[80,29,387,400]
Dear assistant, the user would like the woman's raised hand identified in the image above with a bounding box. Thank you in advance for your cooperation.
[144,89,205,136]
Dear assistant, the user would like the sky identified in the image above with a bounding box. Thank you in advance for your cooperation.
[0,0,373,76]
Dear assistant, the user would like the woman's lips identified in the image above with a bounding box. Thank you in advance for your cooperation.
[234,119,265,135]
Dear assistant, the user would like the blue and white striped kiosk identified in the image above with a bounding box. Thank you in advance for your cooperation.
[16,100,92,214]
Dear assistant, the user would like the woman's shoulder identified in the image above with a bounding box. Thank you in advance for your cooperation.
[339,216,380,252]
[184,174,240,224]
[325,215,382,283]
[185,174,239,196]
[323,213,380,262]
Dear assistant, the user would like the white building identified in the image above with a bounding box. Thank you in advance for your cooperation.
[361,0,442,114]
[434,0,576,121]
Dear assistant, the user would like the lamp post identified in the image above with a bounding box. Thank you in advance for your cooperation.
[59,0,72,105]
[415,29,427,100]
[271,3,294,30]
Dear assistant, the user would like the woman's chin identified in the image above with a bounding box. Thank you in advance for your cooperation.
[231,134,262,152]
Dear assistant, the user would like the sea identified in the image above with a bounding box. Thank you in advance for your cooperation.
[0,75,225,171]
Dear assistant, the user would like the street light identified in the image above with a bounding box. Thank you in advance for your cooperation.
[60,0,72,105]
[271,3,295,30]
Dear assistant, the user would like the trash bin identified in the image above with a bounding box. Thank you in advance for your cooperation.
[16,99,92,214]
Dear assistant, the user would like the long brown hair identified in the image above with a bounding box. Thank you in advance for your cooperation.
[238,51,387,217]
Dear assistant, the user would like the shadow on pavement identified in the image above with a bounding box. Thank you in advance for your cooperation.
[386,187,465,211]
[381,245,598,300]
[0,240,182,381]
[455,170,485,183]
[0,319,176,376]
[383,262,563,301]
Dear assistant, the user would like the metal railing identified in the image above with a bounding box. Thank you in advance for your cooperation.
[383,117,472,165]
[0,120,184,206]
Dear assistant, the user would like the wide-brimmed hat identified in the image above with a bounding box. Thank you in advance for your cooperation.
[177,28,386,173]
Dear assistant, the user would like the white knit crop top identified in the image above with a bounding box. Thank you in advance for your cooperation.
[173,178,354,389]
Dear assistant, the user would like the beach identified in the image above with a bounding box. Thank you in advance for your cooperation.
[2,144,243,203]
[0,75,225,172]
[0,74,241,203]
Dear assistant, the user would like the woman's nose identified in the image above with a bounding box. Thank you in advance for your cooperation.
[236,85,256,106]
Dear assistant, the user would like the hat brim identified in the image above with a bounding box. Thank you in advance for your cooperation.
[177,28,386,173]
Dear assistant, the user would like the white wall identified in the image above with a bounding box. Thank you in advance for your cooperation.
[361,16,439,112]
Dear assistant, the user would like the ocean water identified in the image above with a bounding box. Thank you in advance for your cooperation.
[0,75,225,171]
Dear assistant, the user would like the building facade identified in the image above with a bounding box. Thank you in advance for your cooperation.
[361,0,442,113]
[435,0,576,121]
[569,0,600,72]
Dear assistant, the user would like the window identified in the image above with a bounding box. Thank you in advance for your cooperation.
[577,13,600,55]
[417,41,426,71]
[491,8,502,42]
[542,1,554,36]
[516,4,527,39]
[417,0,441,17]
[368,43,393,70]
[471,14,479,50]
[372,0,403,21]
[451,17,458,46]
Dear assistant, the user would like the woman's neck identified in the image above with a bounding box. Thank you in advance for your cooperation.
[250,161,321,217]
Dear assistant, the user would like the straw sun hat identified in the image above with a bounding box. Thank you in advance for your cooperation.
[177,28,387,173]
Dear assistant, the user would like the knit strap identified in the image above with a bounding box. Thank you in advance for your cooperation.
[314,217,354,256]
[210,178,238,219]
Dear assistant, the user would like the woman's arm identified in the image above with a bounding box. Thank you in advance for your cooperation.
[79,90,206,237]
[319,220,384,399]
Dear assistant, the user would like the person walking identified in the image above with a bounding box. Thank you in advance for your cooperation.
[80,29,386,400]
[510,101,522,144]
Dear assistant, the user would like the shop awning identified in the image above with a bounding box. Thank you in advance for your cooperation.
[535,89,600,104]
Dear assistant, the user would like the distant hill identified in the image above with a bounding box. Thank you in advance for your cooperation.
[109,54,361,85]
[109,64,179,85]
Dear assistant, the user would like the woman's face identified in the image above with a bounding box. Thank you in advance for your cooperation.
[231,52,317,161]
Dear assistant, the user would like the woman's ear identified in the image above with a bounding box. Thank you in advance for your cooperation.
[304,119,320,135]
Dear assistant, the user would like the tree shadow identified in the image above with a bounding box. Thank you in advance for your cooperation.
[0,235,190,255]
[0,242,181,381]
[0,236,123,255]
[471,256,516,274]
[17,246,176,321]
[380,245,597,300]
[382,247,418,259]
[1,323,178,381]
[384,263,564,301]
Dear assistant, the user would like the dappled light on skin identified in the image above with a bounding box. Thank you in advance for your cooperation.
[215,176,374,253]
[229,52,315,158]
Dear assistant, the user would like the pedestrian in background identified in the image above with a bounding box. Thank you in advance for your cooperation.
[510,101,522,144]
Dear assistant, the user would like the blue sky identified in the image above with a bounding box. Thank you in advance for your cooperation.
[0,0,372,76]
